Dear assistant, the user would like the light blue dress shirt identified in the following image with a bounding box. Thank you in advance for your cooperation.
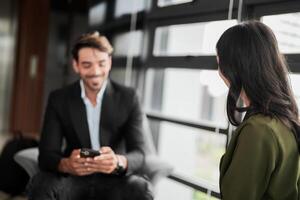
[80,80,107,150]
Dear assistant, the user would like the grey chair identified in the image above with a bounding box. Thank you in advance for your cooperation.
[138,115,173,186]
[14,147,39,179]
[14,115,173,191]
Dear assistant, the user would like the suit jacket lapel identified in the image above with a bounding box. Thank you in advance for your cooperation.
[69,81,91,148]
[100,81,116,146]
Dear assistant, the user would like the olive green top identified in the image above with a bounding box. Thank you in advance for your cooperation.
[220,114,300,200]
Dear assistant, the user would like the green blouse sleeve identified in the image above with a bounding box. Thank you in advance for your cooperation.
[221,122,278,200]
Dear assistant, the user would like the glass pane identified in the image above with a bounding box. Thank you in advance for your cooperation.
[110,68,125,85]
[262,12,300,53]
[112,31,144,57]
[109,66,139,89]
[158,0,193,7]
[156,121,226,191]
[290,73,300,109]
[156,178,219,200]
[114,0,149,18]
[153,20,237,56]
[88,2,106,26]
[145,68,228,128]
[194,191,219,200]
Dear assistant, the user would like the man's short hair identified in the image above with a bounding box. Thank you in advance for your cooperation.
[71,31,113,61]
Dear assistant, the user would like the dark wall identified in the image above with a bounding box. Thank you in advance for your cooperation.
[42,2,88,118]
[10,0,50,135]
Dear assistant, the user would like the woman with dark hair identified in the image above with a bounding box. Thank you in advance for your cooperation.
[217,21,300,200]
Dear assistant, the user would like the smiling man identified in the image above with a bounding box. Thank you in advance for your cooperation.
[28,32,153,200]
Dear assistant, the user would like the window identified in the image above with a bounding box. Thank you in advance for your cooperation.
[158,122,226,188]
[109,68,126,85]
[155,121,226,189]
[114,0,149,18]
[88,2,107,26]
[156,178,218,200]
[262,12,300,53]
[145,68,228,128]
[109,67,139,86]
[157,0,193,7]
[153,20,237,56]
[145,67,228,189]
[112,31,144,57]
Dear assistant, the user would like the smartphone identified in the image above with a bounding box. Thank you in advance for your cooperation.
[80,148,101,158]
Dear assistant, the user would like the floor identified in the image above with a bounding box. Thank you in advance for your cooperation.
[0,134,28,200]
[0,192,27,200]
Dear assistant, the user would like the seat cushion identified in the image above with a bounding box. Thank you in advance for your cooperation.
[14,147,39,178]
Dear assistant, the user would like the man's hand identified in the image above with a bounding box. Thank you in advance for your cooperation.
[58,149,94,176]
[58,147,128,175]
[85,146,127,174]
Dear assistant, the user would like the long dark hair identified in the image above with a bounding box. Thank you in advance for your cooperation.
[216,21,300,152]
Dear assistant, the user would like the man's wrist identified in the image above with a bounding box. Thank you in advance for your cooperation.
[112,155,127,175]
[117,155,127,170]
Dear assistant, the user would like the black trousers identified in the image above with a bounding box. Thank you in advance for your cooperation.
[27,171,153,200]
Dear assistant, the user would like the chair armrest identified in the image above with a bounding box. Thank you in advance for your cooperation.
[140,155,173,185]
[14,147,39,178]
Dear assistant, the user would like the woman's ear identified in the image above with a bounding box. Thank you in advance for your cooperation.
[218,69,230,87]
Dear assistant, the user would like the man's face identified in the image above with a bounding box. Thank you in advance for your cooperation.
[73,48,111,92]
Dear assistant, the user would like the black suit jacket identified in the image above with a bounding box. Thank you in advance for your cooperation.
[38,80,146,175]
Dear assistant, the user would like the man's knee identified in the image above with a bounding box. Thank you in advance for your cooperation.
[27,171,65,200]
[123,175,153,200]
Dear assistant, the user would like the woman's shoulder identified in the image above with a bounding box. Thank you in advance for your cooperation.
[237,113,294,143]
[244,113,274,126]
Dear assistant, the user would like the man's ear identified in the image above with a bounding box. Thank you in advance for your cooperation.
[72,59,79,73]
[108,56,112,71]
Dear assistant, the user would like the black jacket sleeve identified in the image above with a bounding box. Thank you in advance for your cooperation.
[38,91,64,172]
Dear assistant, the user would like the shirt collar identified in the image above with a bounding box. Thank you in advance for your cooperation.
[80,79,107,104]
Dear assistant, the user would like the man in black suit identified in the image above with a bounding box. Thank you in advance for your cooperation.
[28,32,153,200]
